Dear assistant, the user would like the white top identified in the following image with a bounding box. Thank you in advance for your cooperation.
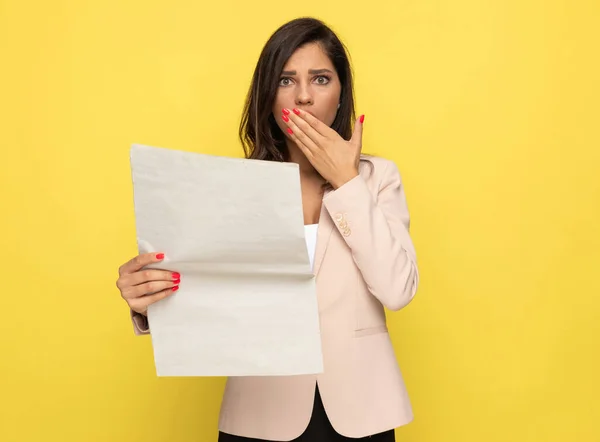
[304,224,319,270]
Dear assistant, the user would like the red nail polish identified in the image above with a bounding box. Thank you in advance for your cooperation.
[172,272,180,279]
[359,114,365,123]
[156,253,164,260]
[282,108,290,115]
[173,279,180,285]
[286,128,293,135]
[172,286,179,292]
[293,108,300,115]
[282,114,289,122]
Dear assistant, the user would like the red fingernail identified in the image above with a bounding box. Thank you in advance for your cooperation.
[156,253,164,260]
[172,272,180,279]
[359,114,365,123]
[282,114,289,122]
[173,279,180,285]
[172,286,179,292]
[293,108,300,115]
[286,128,293,135]
[282,108,290,115]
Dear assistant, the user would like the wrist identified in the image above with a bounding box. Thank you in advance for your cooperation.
[330,169,359,189]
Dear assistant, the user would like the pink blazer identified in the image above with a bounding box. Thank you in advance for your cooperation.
[131,155,419,440]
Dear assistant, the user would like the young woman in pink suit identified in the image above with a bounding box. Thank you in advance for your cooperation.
[115,16,419,442]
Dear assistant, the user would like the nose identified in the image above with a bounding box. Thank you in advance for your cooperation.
[295,84,313,106]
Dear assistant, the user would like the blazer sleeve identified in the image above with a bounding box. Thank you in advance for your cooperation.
[131,309,150,335]
[322,160,419,311]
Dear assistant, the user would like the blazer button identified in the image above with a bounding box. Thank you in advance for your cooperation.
[334,213,350,235]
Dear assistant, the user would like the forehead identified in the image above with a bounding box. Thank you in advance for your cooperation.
[283,42,335,70]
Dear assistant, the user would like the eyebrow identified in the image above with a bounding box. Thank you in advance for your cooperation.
[280,69,334,76]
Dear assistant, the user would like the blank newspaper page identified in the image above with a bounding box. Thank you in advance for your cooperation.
[129,144,323,376]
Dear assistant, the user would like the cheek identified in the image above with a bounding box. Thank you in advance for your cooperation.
[273,89,295,114]
[272,91,294,129]
[319,90,341,126]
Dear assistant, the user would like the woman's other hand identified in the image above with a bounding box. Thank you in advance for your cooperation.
[282,107,364,189]
[116,252,180,315]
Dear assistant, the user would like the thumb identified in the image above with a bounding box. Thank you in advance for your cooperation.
[350,114,365,146]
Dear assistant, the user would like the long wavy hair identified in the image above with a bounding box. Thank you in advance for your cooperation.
[239,17,356,162]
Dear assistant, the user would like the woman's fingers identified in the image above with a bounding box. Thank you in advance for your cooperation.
[116,252,181,314]
[283,108,326,146]
[129,285,179,314]
[121,278,180,300]
[116,268,179,293]
[128,269,180,287]
[283,115,320,153]
[118,252,165,277]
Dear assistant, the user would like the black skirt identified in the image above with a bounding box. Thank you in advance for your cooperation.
[218,385,395,442]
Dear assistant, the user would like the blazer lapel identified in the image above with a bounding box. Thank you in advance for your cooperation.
[312,188,335,276]
[312,160,368,276]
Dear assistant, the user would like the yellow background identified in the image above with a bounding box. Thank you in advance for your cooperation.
[1,0,599,441]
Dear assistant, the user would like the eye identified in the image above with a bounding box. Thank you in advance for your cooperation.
[279,77,293,87]
[314,75,331,85]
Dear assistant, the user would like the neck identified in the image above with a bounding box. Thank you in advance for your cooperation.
[286,142,324,182]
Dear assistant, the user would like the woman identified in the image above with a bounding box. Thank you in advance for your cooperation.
[116,17,419,442]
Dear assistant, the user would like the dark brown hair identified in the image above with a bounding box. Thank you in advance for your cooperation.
[239,17,356,162]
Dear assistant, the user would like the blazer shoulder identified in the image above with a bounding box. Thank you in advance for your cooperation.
[358,154,402,188]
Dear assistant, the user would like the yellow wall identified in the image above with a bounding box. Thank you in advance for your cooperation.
[1,1,598,441]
